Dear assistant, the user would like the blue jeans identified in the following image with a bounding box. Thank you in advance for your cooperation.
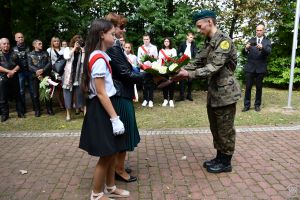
[18,71,34,112]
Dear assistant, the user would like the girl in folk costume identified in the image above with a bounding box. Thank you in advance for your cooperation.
[63,35,85,121]
[79,19,130,200]
[124,43,139,102]
[158,38,177,107]
[137,34,158,107]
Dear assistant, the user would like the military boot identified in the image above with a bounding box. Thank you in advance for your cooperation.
[46,100,54,115]
[33,98,41,117]
[207,153,232,173]
[0,103,9,122]
[203,150,221,168]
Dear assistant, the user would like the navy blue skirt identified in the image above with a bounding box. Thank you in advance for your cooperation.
[79,97,127,157]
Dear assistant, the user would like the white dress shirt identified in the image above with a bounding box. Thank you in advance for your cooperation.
[184,42,192,58]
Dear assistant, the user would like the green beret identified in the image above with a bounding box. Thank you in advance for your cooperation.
[192,10,216,24]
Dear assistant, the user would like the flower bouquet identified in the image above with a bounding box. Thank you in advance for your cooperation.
[39,76,59,102]
[140,54,190,77]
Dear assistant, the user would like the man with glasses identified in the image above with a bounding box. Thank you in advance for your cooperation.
[13,32,34,115]
[28,39,53,117]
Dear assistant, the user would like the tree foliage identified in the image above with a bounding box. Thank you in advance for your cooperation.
[0,0,299,88]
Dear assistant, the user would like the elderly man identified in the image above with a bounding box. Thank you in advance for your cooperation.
[171,10,241,173]
[0,38,24,122]
[242,24,271,112]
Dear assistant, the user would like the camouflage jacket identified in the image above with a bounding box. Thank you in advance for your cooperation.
[0,50,18,78]
[27,50,51,75]
[184,29,241,107]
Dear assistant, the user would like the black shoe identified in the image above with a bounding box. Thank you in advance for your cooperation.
[176,97,185,101]
[186,95,193,101]
[115,173,137,182]
[18,113,26,118]
[242,107,250,112]
[255,106,261,112]
[1,115,9,122]
[203,158,220,168]
[35,111,41,117]
[47,109,55,115]
[203,151,221,168]
[206,162,232,173]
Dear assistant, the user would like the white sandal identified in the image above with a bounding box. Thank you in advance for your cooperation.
[90,191,115,200]
[104,185,130,198]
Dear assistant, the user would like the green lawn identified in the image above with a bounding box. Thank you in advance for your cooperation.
[1,88,299,132]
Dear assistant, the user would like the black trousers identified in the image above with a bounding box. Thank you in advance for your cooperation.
[179,78,192,98]
[244,72,265,108]
[163,82,175,100]
[32,77,53,113]
[0,76,23,117]
[143,74,154,102]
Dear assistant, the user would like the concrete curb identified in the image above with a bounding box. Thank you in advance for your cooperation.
[1,125,300,137]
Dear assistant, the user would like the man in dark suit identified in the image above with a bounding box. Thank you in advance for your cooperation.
[177,32,198,101]
[242,24,271,112]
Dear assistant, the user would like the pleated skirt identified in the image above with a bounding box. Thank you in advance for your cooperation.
[111,96,140,151]
[79,96,127,157]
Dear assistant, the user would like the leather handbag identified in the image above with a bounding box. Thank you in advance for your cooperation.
[51,49,66,75]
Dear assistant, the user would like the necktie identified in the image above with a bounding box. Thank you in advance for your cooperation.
[258,39,261,44]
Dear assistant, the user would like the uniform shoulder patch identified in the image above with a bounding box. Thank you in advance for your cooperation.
[220,40,230,50]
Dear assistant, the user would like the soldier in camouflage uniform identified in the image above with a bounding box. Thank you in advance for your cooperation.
[0,38,24,122]
[172,10,241,173]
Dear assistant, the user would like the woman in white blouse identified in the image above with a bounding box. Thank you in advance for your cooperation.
[124,43,139,102]
[47,37,65,110]
[158,38,177,107]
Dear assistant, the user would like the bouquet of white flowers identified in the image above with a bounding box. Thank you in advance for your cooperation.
[39,76,58,102]
[140,54,190,77]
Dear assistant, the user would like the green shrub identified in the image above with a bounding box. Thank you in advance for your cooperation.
[264,56,300,88]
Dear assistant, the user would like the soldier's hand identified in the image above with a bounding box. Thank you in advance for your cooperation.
[171,69,189,82]
[246,43,251,49]
[157,80,173,89]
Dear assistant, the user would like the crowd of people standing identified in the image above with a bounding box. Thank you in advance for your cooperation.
[0,26,198,123]
[0,8,272,199]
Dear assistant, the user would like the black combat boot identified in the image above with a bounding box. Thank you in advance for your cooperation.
[33,98,41,117]
[186,94,193,101]
[203,150,221,168]
[1,115,9,122]
[207,153,232,173]
[0,103,9,122]
[46,100,54,115]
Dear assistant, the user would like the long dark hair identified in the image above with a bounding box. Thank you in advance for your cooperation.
[81,19,114,95]
[162,37,173,49]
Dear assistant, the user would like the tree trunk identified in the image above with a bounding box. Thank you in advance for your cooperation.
[229,1,238,39]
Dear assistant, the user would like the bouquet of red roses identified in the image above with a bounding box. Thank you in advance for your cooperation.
[140,54,190,77]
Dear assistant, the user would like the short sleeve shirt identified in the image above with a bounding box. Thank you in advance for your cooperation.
[88,50,116,99]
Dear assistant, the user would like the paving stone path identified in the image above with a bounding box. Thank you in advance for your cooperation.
[0,126,299,200]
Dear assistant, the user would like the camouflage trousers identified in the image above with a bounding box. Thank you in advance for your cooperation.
[207,103,237,155]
